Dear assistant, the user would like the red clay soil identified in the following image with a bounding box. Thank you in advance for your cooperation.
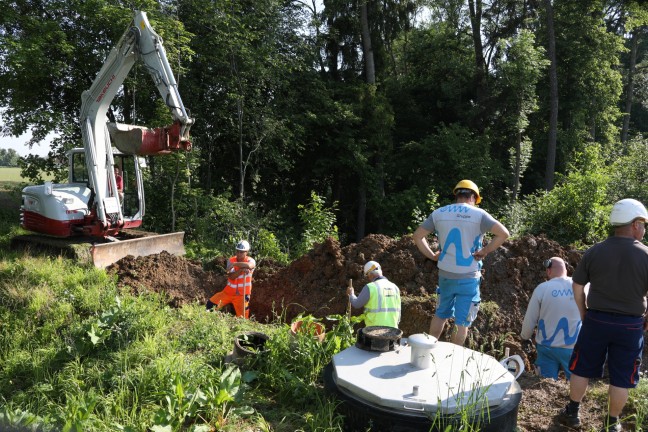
[106,234,647,432]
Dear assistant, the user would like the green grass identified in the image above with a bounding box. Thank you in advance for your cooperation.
[0,167,25,183]
[1,208,648,431]
[0,166,55,184]
[0,251,352,431]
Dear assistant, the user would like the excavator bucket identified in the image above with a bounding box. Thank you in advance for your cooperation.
[91,232,186,268]
[108,122,191,156]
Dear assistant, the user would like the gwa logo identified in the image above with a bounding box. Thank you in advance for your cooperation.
[440,205,470,213]
[551,289,573,297]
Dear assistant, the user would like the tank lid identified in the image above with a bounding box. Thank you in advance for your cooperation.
[332,341,521,415]
[408,333,437,349]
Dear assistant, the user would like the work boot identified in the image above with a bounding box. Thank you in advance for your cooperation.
[600,420,622,432]
[558,404,581,428]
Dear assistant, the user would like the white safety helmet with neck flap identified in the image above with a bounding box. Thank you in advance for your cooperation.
[363,261,381,276]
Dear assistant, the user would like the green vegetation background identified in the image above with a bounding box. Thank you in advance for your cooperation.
[2,1,648,248]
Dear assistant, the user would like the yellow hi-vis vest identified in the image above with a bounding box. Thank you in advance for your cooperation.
[364,278,401,328]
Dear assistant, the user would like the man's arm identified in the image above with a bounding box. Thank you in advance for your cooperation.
[413,226,440,261]
[572,282,587,321]
[473,221,509,261]
[347,285,371,308]
[235,260,255,270]
[227,259,255,279]
[520,289,541,340]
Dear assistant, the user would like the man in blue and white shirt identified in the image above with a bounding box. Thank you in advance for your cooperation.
[413,179,509,346]
[521,257,582,380]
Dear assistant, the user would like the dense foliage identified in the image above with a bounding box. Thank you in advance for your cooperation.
[1,0,648,249]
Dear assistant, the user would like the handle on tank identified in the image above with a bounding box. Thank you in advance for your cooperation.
[402,402,425,412]
[499,354,525,379]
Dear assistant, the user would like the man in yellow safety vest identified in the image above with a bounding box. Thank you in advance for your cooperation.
[347,261,401,328]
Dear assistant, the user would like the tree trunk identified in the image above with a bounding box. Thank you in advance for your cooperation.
[231,54,246,199]
[360,1,375,84]
[544,0,558,191]
[357,184,367,242]
[237,96,244,199]
[170,157,180,231]
[356,0,376,240]
[467,0,485,75]
[467,0,487,132]
[621,30,639,146]
[513,130,522,202]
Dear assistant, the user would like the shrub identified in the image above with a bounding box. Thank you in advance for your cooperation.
[297,191,338,256]
[519,148,611,246]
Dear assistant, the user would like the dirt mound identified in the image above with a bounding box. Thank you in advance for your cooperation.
[107,252,219,307]
[107,233,581,362]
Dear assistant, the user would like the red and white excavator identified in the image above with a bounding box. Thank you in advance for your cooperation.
[16,11,194,267]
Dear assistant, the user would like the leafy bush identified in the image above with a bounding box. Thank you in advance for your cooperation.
[408,188,440,233]
[297,191,338,256]
[518,148,611,246]
[608,136,648,205]
[185,193,289,263]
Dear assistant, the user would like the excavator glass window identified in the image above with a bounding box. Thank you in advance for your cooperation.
[71,152,89,184]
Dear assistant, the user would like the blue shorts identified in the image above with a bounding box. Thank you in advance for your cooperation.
[568,310,644,388]
[535,344,574,380]
[435,277,481,327]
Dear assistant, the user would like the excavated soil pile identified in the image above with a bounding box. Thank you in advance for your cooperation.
[109,234,579,356]
[106,234,644,432]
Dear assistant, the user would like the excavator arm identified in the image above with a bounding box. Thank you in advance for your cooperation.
[80,10,194,231]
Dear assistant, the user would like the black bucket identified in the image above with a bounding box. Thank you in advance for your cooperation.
[233,331,269,358]
[355,326,403,352]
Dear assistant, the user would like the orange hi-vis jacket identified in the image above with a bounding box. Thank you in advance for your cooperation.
[224,256,253,296]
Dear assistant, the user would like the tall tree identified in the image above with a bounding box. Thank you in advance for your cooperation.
[544,0,558,190]
[621,29,640,146]
[495,30,548,201]
[177,0,308,203]
[0,0,192,177]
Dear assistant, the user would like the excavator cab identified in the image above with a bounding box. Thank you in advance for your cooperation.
[68,149,143,221]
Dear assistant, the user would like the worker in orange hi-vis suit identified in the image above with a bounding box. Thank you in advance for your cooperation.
[206,240,256,318]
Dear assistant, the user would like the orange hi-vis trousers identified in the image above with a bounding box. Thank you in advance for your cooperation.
[209,290,250,319]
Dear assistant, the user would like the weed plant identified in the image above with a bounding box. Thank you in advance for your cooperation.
[425,345,511,431]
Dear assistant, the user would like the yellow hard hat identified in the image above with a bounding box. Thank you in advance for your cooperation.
[453,180,481,204]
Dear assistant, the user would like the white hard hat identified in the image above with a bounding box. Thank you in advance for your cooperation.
[363,261,381,276]
[236,240,250,251]
[610,199,648,226]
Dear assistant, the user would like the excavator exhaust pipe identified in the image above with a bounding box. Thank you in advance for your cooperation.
[91,232,185,268]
